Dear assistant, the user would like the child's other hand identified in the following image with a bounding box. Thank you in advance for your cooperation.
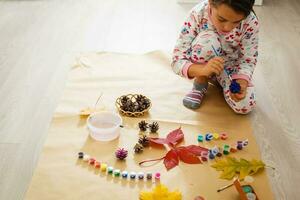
[230,79,248,102]
[201,57,224,77]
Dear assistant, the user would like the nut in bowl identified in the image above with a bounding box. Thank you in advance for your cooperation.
[115,94,151,117]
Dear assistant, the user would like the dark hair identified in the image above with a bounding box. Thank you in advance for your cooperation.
[211,0,255,17]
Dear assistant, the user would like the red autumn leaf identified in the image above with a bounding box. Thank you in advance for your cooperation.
[177,146,202,164]
[141,127,206,170]
[166,127,184,146]
[149,127,184,147]
[163,149,179,170]
[185,145,208,156]
[149,138,169,146]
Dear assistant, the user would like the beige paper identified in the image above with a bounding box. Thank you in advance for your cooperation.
[25,51,274,200]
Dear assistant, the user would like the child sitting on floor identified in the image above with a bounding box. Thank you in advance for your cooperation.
[171,0,258,114]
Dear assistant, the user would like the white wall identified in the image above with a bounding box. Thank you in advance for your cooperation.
[177,0,263,6]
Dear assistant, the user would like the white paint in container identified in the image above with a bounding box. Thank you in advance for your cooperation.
[87,112,122,141]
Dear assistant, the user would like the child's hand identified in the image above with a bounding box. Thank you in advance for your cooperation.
[230,79,248,102]
[201,57,224,77]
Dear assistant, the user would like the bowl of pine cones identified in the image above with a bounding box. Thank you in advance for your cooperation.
[115,94,152,117]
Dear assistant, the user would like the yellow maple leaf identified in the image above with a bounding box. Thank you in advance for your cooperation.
[239,158,252,179]
[80,93,104,116]
[139,184,182,200]
[211,157,266,180]
[249,159,265,175]
[220,166,237,180]
[79,107,104,117]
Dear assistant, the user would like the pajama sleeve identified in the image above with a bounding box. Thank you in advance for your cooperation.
[171,7,203,79]
[232,13,259,83]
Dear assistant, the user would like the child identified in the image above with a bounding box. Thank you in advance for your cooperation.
[171,0,258,114]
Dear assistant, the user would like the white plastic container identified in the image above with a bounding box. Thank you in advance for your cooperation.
[87,112,122,141]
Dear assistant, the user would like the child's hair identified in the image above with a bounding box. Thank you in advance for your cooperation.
[210,0,255,17]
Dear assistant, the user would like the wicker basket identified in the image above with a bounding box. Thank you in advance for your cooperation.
[115,94,151,117]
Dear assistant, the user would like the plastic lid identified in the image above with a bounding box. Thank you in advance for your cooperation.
[246,192,256,200]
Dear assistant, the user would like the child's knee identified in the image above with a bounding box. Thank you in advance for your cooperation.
[191,31,221,63]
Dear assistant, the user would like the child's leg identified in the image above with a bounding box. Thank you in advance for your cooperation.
[216,71,256,114]
[183,31,221,109]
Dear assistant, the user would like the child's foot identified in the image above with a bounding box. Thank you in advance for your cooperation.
[183,81,208,109]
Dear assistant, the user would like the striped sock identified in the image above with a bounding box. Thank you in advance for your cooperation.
[183,81,208,109]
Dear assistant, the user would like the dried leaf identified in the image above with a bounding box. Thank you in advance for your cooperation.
[149,138,169,146]
[139,184,182,200]
[164,149,179,170]
[211,157,266,180]
[144,128,207,170]
[166,127,184,146]
[149,127,184,146]
[79,107,104,116]
[249,159,266,174]
[177,147,201,164]
[239,158,251,179]
[80,107,95,116]
[185,145,208,156]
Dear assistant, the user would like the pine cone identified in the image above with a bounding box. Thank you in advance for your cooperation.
[137,106,144,112]
[119,94,150,113]
[115,148,128,160]
[134,143,144,153]
[138,135,149,147]
[120,96,130,105]
[136,95,146,103]
[138,120,148,131]
[136,95,150,111]
[132,102,139,112]
[149,122,159,133]
[145,99,151,107]
[120,105,127,111]
[122,101,134,112]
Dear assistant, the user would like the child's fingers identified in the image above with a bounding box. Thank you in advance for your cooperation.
[211,64,222,75]
[211,68,220,75]
[212,63,224,71]
[231,90,247,102]
[212,64,223,74]
[236,79,248,88]
[230,93,241,102]
[229,93,237,101]
[209,65,221,75]
[211,59,224,68]
[213,57,225,63]
[235,91,247,100]
[209,61,223,70]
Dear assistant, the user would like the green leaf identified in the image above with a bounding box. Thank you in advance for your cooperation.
[249,159,265,175]
[211,157,266,180]
[239,158,251,179]
[220,166,236,180]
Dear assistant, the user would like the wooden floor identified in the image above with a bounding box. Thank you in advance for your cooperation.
[0,0,299,199]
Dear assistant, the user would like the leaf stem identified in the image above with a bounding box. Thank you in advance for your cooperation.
[217,183,234,192]
[265,165,276,170]
[139,156,165,166]
[94,92,103,109]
